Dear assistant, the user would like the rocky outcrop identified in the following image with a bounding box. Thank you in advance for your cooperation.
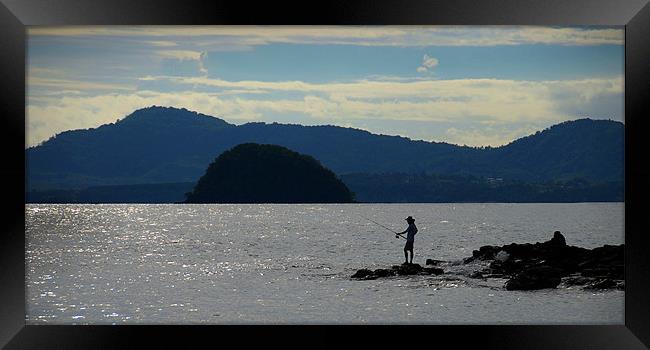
[425,259,445,266]
[465,232,623,291]
[562,275,625,290]
[351,232,623,291]
[351,263,444,280]
[505,266,563,290]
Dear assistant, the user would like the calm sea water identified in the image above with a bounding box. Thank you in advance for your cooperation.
[25,203,624,324]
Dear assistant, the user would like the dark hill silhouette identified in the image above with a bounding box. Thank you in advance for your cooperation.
[184,143,355,203]
[488,119,625,181]
[340,173,623,203]
[26,182,195,204]
[26,106,624,191]
[27,106,236,189]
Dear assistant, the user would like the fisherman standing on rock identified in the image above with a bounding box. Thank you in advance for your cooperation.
[397,216,418,264]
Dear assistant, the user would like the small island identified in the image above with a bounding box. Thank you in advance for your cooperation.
[184,143,355,203]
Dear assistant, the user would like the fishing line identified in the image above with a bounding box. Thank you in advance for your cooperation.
[358,214,406,240]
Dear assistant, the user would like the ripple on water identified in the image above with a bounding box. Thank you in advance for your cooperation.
[26,203,624,324]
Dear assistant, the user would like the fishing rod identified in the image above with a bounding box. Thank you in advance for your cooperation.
[359,215,406,240]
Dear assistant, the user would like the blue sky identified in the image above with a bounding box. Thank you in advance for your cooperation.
[27,26,624,147]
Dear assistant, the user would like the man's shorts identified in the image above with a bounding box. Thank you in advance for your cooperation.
[404,240,414,251]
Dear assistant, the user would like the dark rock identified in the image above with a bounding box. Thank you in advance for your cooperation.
[587,244,624,263]
[426,259,444,266]
[502,242,537,258]
[562,275,597,287]
[580,265,623,279]
[470,245,501,261]
[351,269,373,279]
[394,263,423,275]
[505,265,563,291]
[352,263,444,280]
[373,269,395,278]
[490,258,538,277]
[562,274,624,291]
[469,271,484,279]
[495,250,510,262]
[462,232,624,292]
[463,256,476,264]
[584,279,618,290]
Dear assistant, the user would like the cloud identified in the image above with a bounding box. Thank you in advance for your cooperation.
[137,74,623,110]
[28,67,68,77]
[155,50,209,75]
[422,55,439,68]
[25,26,624,149]
[156,50,203,61]
[28,76,135,92]
[198,52,208,75]
[444,125,544,147]
[28,26,624,47]
[27,75,623,147]
[147,40,178,47]
[417,54,438,73]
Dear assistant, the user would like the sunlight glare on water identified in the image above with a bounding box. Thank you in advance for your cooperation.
[26,203,624,324]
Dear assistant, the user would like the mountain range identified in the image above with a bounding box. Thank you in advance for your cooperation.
[26,106,624,199]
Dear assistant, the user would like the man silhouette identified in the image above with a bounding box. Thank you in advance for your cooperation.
[397,216,418,264]
[549,230,566,247]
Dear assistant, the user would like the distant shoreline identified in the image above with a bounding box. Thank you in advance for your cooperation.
[26,176,624,204]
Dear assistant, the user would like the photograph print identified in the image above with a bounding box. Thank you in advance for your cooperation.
[25,26,625,324]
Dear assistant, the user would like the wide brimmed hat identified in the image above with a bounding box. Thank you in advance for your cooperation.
[405,216,414,221]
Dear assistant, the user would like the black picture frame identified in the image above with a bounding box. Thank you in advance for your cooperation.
[2,0,649,348]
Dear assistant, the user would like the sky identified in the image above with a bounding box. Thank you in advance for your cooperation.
[27,26,624,148]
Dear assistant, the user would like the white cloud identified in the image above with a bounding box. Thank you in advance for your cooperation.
[156,50,203,61]
[26,75,623,147]
[198,51,209,75]
[138,74,623,109]
[28,67,68,77]
[28,26,624,47]
[417,54,438,73]
[444,125,544,147]
[28,76,135,92]
[147,40,178,47]
[151,50,208,75]
[422,55,439,68]
[154,49,209,75]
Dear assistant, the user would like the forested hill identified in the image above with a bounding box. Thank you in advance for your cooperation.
[26,106,624,191]
[185,143,355,203]
[487,118,624,182]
